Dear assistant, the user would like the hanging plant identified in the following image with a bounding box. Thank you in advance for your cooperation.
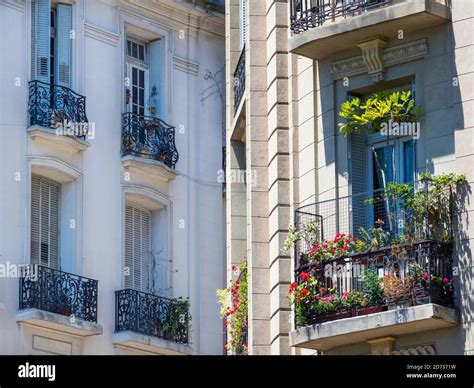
[217,260,248,355]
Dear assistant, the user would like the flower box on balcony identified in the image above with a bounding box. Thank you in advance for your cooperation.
[353,305,387,317]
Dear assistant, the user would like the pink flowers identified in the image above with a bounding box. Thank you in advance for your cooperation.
[307,233,359,263]
[423,273,429,281]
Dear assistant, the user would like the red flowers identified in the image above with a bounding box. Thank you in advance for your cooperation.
[289,282,297,290]
[300,272,310,282]
[300,288,309,296]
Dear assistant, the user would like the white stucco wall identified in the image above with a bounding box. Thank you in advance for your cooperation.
[0,0,225,355]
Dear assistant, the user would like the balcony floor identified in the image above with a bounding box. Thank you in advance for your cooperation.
[16,308,103,338]
[112,331,193,355]
[290,0,451,60]
[290,303,459,351]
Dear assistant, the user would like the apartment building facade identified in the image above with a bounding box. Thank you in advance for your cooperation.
[225,0,474,355]
[0,0,225,355]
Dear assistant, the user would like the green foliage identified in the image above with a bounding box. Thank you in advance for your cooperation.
[163,297,191,338]
[358,223,391,250]
[283,220,320,252]
[338,90,421,138]
[364,268,383,306]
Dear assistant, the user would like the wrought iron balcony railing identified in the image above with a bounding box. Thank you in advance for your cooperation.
[295,241,454,327]
[122,112,179,169]
[115,289,190,344]
[292,180,459,327]
[233,48,245,115]
[19,265,98,323]
[290,0,390,33]
[28,80,89,138]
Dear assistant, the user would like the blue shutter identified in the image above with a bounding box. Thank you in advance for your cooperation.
[56,4,72,87]
[149,39,164,118]
[31,0,51,83]
[350,133,368,238]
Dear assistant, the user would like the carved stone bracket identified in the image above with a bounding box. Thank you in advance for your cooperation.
[330,38,428,82]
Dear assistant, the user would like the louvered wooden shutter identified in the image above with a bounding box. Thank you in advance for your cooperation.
[350,133,368,238]
[31,175,60,269]
[149,39,164,118]
[239,0,246,50]
[31,0,51,83]
[125,204,151,292]
[56,4,72,87]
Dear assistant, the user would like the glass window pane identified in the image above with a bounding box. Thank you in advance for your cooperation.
[132,42,138,59]
[139,70,144,87]
[139,88,144,107]
[139,45,145,61]
[132,67,137,85]
[127,40,131,56]
[132,87,138,104]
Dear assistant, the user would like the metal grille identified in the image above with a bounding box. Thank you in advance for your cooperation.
[115,289,189,344]
[19,265,98,323]
[121,112,179,169]
[290,0,390,33]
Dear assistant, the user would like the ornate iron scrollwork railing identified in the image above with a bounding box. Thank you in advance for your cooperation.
[233,48,245,115]
[19,265,98,323]
[115,289,190,344]
[121,112,179,169]
[28,80,89,137]
[290,0,390,33]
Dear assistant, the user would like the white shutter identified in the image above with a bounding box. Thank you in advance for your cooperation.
[56,4,72,87]
[31,0,51,82]
[350,133,368,239]
[149,39,164,118]
[31,175,60,269]
[124,204,151,292]
[239,0,247,50]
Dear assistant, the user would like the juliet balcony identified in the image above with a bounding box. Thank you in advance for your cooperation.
[289,177,464,352]
[289,0,452,60]
[27,80,91,152]
[113,289,192,355]
[121,112,179,182]
[16,265,102,337]
[233,47,245,116]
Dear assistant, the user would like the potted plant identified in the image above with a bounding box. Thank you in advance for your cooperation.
[355,268,386,316]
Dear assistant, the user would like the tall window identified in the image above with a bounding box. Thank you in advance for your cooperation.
[125,36,165,118]
[239,0,247,50]
[124,204,151,292]
[126,40,147,116]
[30,175,61,269]
[31,0,72,86]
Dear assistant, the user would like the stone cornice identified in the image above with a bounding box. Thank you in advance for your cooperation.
[330,39,428,81]
[118,0,224,38]
[0,0,25,12]
[84,23,121,47]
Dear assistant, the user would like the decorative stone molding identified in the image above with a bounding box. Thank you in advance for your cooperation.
[383,39,429,67]
[173,56,199,76]
[367,336,396,355]
[330,39,429,81]
[0,0,25,12]
[28,126,90,153]
[330,56,366,80]
[392,345,436,355]
[121,155,179,183]
[357,38,388,82]
[84,23,120,47]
